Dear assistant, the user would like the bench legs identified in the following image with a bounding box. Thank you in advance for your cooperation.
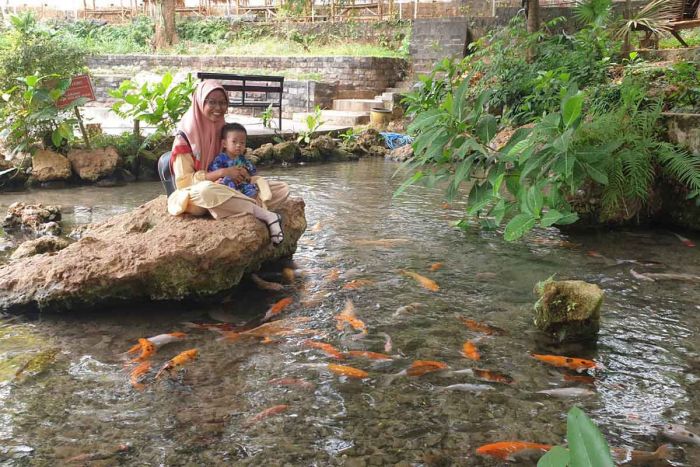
[671,30,689,48]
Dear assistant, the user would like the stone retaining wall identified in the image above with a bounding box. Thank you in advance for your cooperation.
[88,54,406,99]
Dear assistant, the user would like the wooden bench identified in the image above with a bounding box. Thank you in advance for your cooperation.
[196,72,284,130]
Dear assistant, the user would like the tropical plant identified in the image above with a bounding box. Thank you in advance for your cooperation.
[109,72,196,144]
[296,105,324,145]
[261,104,275,129]
[0,74,85,154]
[538,406,614,466]
[615,0,684,48]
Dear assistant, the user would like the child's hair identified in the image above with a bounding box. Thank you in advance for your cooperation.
[221,122,247,139]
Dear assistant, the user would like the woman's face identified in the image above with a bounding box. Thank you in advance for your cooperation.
[202,89,228,122]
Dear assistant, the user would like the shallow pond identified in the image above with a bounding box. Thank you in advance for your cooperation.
[0,159,699,465]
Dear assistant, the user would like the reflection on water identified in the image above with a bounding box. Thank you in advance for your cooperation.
[0,159,699,465]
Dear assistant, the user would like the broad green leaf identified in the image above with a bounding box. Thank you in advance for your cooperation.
[537,446,570,467]
[540,209,564,227]
[504,213,537,241]
[475,114,498,144]
[492,199,507,225]
[584,163,608,185]
[447,157,475,201]
[125,94,140,105]
[562,92,583,129]
[480,218,498,230]
[161,72,173,89]
[567,407,614,467]
[467,182,494,216]
[51,129,63,148]
[25,75,39,87]
[523,185,544,217]
[557,212,579,225]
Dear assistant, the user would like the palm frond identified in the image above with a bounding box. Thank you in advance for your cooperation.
[616,0,685,39]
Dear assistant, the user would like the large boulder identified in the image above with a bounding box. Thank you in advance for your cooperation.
[272,141,300,163]
[67,147,119,181]
[0,196,306,312]
[533,279,604,342]
[31,149,72,182]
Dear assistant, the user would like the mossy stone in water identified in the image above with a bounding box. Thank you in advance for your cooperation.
[533,279,603,342]
[273,141,300,162]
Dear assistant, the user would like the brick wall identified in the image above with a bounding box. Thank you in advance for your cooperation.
[89,55,405,117]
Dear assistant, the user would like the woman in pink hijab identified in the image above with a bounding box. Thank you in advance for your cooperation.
[167,80,289,245]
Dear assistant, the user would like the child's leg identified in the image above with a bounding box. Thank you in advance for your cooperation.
[251,176,272,210]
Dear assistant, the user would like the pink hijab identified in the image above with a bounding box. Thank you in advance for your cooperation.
[177,79,228,171]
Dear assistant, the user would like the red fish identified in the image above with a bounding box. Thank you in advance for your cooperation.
[458,317,506,335]
[673,232,695,247]
[155,349,198,379]
[129,361,151,391]
[476,441,552,461]
[462,340,481,361]
[343,279,374,290]
[531,353,598,373]
[406,360,448,377]
[261,297,294,323]
[563,373,595,384]
[244,404,289,427]
[268,377,316,391]
[335,300,367,334]
[400,270,440,292]
[328,363,369,379]
[429,262,444,271]
[473,368,513,384]
[303,340,345,359]
[130,338,155,363]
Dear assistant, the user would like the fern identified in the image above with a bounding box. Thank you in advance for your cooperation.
[655,142,700,192]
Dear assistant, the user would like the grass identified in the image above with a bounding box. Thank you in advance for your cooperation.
[67,36,404,58]
[659,29,700,49]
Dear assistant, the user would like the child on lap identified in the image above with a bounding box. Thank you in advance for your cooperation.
[209,123,271,206]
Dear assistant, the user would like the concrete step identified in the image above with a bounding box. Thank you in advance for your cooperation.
[292,110,370,126]
[332,98,385,112]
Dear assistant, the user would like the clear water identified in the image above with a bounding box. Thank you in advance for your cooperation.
[0,159,698,465]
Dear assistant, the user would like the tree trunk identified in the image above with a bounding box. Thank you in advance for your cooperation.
[152,0,178,50]
[526,0,540,62]
[526,0,539,34]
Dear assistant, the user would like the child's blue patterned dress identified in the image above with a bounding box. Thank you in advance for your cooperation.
[208,153,258,198]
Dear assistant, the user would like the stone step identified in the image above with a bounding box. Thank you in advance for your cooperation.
[292,110,370,126]
[332,98,386,112]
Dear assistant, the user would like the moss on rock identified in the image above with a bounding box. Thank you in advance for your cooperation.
[533,278,603,342]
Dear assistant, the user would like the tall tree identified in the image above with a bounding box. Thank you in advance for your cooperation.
[526,0,540,33]
[152,0,178,50]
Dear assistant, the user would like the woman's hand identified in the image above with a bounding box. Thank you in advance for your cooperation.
[225,166,250,184]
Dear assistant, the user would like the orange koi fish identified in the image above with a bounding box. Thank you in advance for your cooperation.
[155,349,198,379]
[476,441,552,461]
[611,444,672,465]
[429,262,444,271]
[268,377,316,391]
[406,360,448,377]
[462,341,481,361]
[473,368,513,384]
[344,350,392,361]
[244,404,289,427]
[400,270,439,292]
[130,338,156,362]
[327,363,369,379]
[251,273,285,291]
[343,279,374,290]
[325,269,340,281]
[563,373,595,384]
[531,353,598,373]
[261,297,294,323]
[457,317,507,336]
[335,300,367,334]
[129,361,151,391]
[126,332,186,355]
[303,340,345,359]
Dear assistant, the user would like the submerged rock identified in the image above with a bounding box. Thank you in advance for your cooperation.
[3,202,62,236]
[10,236,70,260]
[533,279,604,342]
[0,196,306,312]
